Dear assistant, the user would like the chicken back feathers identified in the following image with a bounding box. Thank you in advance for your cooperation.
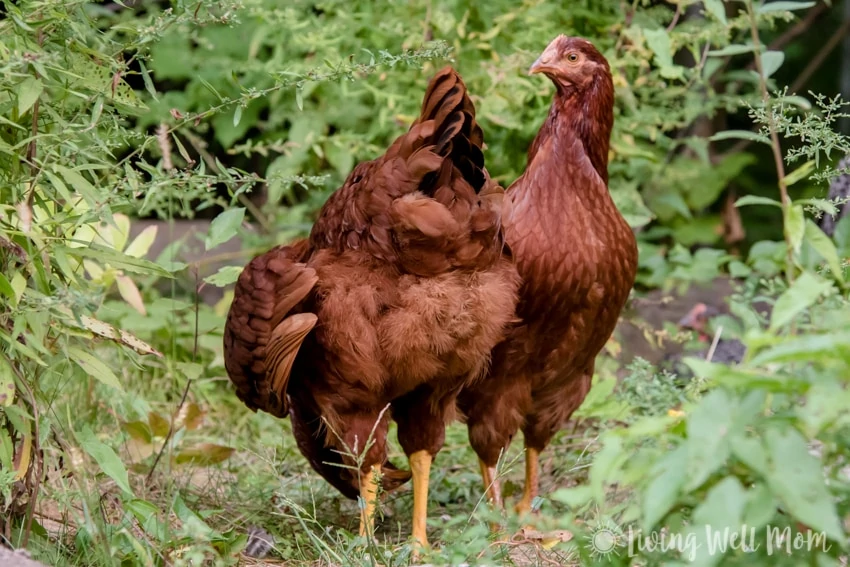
[223,66,519,498]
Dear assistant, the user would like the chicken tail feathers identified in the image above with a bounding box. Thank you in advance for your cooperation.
[412,66,487,195]
[223,240,317,418]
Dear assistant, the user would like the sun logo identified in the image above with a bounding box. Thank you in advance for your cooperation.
[585,518,624,560]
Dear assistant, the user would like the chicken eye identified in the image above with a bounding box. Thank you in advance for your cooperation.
[567,53,579,63]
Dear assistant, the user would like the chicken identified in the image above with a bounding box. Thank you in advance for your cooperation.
[458,36,638,513]
[223,67,520,550]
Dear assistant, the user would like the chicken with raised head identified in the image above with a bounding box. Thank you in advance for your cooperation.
[458,36,638,513]
[223,67,520,550]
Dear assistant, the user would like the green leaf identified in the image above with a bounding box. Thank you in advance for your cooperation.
[643,445,687,531]
[551,485,593,508]
[769,271,833,330]
[76,426,134,496]
[759,50,785,79]
[295,85,304,111]
[68,346,123,391]
[205,207,245,250]
[798,198,838,216]
[764,426,844,542]
[233,105,243,127]
[138,59,158,100]
[710,130,771,145]
[743,483,778,529]
[0,273,15,306]
[804,220,845,284]
[126,499,166,541]
[783,160,815,186]
[798,379,848,437]
[785,203,805,254]
[686,389,734,491]
[690,477,746,565]
[54,165,99,205]
[702,0,727,23]
[590,435,624,504]
[60,244,173,278]
[203,265,243,287]
[735,195,781,208]
[756,1,815,13]
[643,28,683,79]
[749,332,850,365]
[730,434,768,476]
[17,77,43,116]
[708,44,755,57]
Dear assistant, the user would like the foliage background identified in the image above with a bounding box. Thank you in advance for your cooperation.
[1,0,850,565]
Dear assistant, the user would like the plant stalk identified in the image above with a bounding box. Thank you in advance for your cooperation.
[747,0,794,283]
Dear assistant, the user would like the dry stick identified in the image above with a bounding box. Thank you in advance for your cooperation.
[145,267,201,485]
[705,326,724,363]
[666,3,682,32]
[748,0,794,282]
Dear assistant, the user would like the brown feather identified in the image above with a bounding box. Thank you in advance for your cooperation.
[223,66,520,501]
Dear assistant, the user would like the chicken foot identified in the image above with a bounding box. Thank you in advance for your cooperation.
[359,464,381,538]
[409,450,432,556]
[515,447,539,515]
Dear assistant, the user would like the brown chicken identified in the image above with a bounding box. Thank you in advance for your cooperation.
[223,67,520,550]
[458,36,639,513]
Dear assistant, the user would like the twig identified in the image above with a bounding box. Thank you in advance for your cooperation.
[24,28,45,211]
[705,325,723,363]
[666,3,682,32]
[145,267,201,485]
[747,0,794,282]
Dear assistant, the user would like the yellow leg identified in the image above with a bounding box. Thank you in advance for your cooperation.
[479,459,503,509]
[359,464,380,538]
[515,447,539,515]
[409,450,432,556]
[479,459,504,533]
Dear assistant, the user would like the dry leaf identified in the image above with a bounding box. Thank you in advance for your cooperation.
[148,412,170,438]
[173,443,235,466]
[116,274,146,315]
[75,315,162,357]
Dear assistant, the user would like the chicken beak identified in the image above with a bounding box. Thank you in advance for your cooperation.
[529,41,560,75]
[529,55,548,75]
